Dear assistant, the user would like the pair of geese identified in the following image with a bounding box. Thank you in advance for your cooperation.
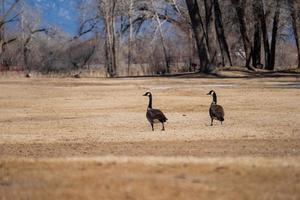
[143,90,225,131]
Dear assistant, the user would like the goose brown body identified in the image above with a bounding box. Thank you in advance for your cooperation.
[143,92,167,131]
[146,108,168,124]
[25,73,31,78]
[207,90,225,126]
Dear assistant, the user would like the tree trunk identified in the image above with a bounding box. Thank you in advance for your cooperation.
[268,0,281,70]
[23,47,29,72]
[156,18,170,74]
[255,0,270,69]
[231,0,253,70]
[187,28,196,72]
[104,0,117,77]
[0,0,5,67]
[213,0,232,66]
[252,28,261,67]
[127,0,133,76]
[23,37,33,72]
[185,0,212,73]
[252,1,261,67]
[203,0,213,53]
[158,30,170,74]
[151,0,170,74]
[204,0,219,65]
[289,0,300,68]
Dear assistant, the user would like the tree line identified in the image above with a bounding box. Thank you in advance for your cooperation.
[0,0,299,77]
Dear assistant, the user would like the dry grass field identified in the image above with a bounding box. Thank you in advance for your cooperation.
[1,73,300,199]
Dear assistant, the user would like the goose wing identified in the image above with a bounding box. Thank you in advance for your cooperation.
[210,104,225,120]
[147,108,168,122]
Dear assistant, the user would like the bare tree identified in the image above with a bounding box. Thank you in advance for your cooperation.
[288,0,300,68]
[255,0,271,69]
[127,0,134,75]
[98,0,117,77]
[185,0,212,73]
[0,0,22,68]
[1,0,297,75]
[252,0,261,67]
[68,38,96,71]
[213,0,232,66]
[150,0,171,74]
[231,0,253,70]
[268,0,282,70]
[23,28,47,72]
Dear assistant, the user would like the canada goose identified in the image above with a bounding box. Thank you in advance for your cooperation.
[25,73,31,78]
[143,92,168,131]
[207,90,225,126]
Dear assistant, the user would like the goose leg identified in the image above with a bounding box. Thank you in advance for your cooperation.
[151,123,154,131]
[221,121,223,125]
[210,118,213,126]
[161,123,165,131]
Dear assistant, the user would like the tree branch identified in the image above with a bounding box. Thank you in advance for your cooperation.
[73,16,100,39]
[0,12,21,28]
[0,0,21,22]
[2,38,17,50]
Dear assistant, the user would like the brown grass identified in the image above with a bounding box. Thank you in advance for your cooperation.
[1,76,300,199]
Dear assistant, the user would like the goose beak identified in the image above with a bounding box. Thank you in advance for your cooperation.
[206,93,210,95]
[143,93,147,96]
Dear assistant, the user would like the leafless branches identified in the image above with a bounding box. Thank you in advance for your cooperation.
[1,0,300,76]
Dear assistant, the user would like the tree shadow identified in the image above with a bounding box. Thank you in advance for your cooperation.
[115,69,300,79]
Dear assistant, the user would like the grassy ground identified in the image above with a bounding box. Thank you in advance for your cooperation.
[1,75,300,199]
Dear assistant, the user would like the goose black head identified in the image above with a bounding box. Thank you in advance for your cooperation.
[143,92,152,97]
[207,90,217,103]
[206,90,215,96]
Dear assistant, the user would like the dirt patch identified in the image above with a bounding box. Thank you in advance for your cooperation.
[1,139,300,158]
[1,157,300,200]
[1,76,300,199]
